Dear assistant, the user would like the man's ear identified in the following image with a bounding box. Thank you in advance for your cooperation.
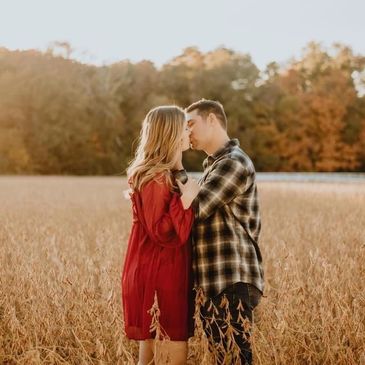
[208,112,216,125]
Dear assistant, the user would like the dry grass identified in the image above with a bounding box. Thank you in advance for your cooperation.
[0,176,364,365]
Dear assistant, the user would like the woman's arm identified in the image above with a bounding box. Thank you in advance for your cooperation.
[140,178,194,247]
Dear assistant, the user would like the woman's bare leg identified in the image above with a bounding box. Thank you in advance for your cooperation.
[138,339,154,365]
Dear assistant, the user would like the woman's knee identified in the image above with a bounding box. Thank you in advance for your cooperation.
[138,340,154,365]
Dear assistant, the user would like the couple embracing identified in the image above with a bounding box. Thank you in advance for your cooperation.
[121,99,265,365]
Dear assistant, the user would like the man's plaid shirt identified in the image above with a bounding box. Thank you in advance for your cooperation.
[174,138,264,299]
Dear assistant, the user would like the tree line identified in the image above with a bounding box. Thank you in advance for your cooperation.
[0,42,364,174]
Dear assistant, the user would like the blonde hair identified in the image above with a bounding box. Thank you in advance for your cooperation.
[127,105,186,191]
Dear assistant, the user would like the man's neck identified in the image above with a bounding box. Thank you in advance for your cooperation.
[204,134,230,156]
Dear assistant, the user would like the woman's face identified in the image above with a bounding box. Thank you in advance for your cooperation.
[181,119,191,151]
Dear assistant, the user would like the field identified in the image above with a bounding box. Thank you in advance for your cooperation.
[0,177,364,365]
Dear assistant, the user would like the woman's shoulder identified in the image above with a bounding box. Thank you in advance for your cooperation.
[130,172,173,196]
[129,171,170,187]
[144,172,171,191]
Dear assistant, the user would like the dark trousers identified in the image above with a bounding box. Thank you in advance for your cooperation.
[199,282,262,365]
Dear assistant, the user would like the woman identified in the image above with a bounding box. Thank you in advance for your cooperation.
[121,105,200,365]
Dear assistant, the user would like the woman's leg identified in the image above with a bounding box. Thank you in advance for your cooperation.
[138,339,154,365]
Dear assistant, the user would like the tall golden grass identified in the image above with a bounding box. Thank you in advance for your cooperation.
[0,177,364,365]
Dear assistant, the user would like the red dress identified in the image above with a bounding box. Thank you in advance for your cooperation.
[121,175,194,341]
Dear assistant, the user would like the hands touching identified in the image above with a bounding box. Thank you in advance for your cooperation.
[176,178,200,209]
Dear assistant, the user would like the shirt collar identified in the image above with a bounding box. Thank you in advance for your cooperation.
[203,138,240,169]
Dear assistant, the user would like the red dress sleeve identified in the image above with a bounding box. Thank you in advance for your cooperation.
[139,177,194,248]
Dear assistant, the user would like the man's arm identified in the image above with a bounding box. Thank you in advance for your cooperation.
[192,158,253,220]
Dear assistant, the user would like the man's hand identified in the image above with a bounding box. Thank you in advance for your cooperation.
[176,178,200,209]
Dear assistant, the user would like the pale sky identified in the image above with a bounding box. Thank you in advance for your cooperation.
[1,0,364,70]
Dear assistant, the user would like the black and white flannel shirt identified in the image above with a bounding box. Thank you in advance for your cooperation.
[174,138,264,299]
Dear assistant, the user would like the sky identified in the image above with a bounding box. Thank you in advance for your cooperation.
[0,0,364,70]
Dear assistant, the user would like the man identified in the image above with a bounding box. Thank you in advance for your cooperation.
[175,99,265,365]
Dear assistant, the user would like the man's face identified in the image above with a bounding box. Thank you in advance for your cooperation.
[186,110,211,151]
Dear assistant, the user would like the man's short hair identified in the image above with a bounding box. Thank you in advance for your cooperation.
[186,99,227,130]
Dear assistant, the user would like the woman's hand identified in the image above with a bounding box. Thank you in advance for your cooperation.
[176,178,200,209]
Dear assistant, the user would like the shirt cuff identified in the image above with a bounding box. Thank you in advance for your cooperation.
[172,169,188,184]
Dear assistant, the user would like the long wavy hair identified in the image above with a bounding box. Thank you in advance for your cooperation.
[127,105,186,191]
